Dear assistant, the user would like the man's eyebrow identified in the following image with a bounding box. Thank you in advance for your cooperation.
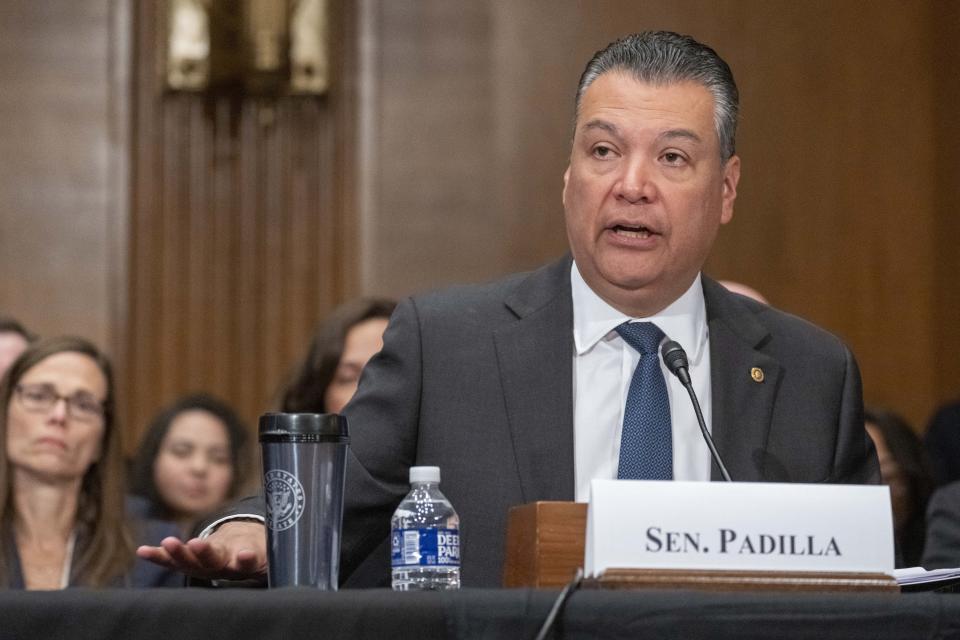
[580,122,704,146]
[657,129,703,144]
[581,119,621,137]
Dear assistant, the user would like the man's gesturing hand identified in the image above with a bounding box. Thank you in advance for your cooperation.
[136,521,268,581]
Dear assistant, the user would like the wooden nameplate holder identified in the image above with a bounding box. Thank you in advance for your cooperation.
[502,502,898,593]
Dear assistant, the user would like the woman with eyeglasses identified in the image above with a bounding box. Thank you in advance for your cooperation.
[0,336,181,588]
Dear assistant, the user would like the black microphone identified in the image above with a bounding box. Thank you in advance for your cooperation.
[660,340,733,482]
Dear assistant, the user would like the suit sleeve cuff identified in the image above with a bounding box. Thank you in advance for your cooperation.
[196,513,265,539]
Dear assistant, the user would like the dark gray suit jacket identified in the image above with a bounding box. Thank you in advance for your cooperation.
[921,480,960,569]
[334,255,879,587]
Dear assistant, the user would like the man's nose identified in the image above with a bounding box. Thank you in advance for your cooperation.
[615,158,657,204]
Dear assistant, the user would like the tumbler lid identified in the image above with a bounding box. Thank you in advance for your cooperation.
[258,412,349,443]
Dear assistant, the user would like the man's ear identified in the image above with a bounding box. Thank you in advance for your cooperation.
[720,155,740,225]
[562,165,571,207]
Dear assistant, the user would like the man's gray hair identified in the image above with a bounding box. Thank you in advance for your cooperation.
[575,31,739,160]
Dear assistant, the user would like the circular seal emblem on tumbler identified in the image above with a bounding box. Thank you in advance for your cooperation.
[264,469,306,531]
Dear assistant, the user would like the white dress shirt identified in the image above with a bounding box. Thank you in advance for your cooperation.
[571,261,713,502]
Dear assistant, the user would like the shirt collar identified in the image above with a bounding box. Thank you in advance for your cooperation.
[571,260,708,364]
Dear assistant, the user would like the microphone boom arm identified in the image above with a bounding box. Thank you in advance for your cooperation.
[682,381,732,482]
[660,339,733,482]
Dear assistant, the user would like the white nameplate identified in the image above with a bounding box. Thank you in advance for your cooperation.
[584,480,894,577]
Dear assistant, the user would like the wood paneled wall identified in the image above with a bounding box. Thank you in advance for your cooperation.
[123,2,356,443]
[0,1,122,350]
[931,0,960,412]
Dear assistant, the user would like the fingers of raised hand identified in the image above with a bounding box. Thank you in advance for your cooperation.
[136,527,267,581]
[135,543,176,569]
[185,535,266,580]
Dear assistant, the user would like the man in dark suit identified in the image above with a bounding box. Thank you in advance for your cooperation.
[138,31,878,587]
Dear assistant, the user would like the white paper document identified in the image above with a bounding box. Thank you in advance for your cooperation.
[894,567,960,586]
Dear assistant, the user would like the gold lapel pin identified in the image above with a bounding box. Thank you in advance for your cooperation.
[751,367,764,383]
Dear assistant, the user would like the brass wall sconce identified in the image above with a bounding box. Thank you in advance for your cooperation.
[166,0,328,95]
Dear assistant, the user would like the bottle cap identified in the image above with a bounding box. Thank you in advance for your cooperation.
[409,466,440,483]
[258,412,349,443]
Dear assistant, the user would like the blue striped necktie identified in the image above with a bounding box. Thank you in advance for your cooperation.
[615,321,673,480]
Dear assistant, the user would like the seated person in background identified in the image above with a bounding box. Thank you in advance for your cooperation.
[138,31,878,587]
[0,317,35,381]
[280,297,396,414]
[923,400,960,488]
[129,394,248,535]
[863,406,933,567]
[0,336,181,588]
[923,477,960,569]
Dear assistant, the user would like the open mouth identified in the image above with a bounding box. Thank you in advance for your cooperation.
[612,224,657,239]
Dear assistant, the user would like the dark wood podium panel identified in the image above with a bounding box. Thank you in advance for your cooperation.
[502,501,899,593]
[503,501,587,588]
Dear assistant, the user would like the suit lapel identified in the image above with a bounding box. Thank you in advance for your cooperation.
[494,256,576,503]
[703,277,782,482]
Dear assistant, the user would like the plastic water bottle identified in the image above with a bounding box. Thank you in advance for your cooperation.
[391,466,461,590]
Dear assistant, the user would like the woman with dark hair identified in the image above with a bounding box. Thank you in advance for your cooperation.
[864,406,933,567]
[281,297,396,414]
[0,336,179,588]
[130,394,248,533]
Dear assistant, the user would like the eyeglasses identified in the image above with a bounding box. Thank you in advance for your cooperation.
[14,384,105,423]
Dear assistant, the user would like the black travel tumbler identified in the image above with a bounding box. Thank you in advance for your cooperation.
[259,412,349,589]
